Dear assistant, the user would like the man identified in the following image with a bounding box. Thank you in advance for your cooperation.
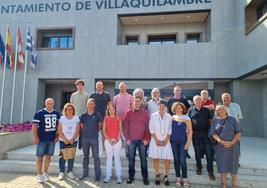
[32,98,61,183]
[147,88,162,115]
[70,79,89,149]
[188,95,215,181]
[200,90,215,112]
[79,98,102,181]
[90,81,112,153]
[167,86,190,116]
[124,96,150,185]
[221,93,243,122]
[89,81,112,118]
[113,82,133,120]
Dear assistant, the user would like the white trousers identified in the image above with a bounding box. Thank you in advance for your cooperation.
[104,139,122,178]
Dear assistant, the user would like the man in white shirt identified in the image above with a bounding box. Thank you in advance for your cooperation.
[221,93,243,122]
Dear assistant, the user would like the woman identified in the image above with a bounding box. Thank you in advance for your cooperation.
[58,103,80,180]
[170,102,192,187]
[103,104,122,184]
[149,100,173,186]
[209,105,241,188]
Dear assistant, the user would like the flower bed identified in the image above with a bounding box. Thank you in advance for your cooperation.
[0,122,32,133]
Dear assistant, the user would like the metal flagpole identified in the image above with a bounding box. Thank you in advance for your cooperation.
[0,23,10,124]
[10,24,19,124]
[20,21,29,123]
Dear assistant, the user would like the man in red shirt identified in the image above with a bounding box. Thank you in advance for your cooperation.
[200,90,215,112]
[124,96,150,185]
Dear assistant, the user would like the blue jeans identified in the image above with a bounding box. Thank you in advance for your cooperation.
[82,139,101,180]
[171,141,187,178]
[59,141,77,173]
[36,141,55,157]
[128,140,148,180]
[192,134,214,173]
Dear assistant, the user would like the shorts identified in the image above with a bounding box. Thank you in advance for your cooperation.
[36,141,56,157]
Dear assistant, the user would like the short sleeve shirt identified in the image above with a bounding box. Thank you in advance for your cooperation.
[32,109,61,142]
[188,106,212,132]
[80,111,103,140]
[59,115,80,141]
[89,91,111,117]
[70,91,89,116]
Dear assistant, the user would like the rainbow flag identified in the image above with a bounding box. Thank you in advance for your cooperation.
[5,26,14,70]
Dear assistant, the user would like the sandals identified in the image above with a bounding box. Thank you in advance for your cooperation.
[220,183,227,188]
[183,178,189,187]
[155,174,161,185]
[163,175,170,186]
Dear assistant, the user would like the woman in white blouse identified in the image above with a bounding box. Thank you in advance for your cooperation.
[57,103,80,180]
[149,100,173,186]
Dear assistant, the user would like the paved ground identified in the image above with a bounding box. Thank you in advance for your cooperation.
[0,172,184,188]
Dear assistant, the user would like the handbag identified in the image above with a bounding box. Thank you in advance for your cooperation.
[60,144,76,160]
[210,117,228,145]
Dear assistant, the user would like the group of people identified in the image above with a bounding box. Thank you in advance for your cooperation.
[32,80,243,188]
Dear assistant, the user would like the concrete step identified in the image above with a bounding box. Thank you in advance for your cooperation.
[6,150,267,177]
[0,159,266,188]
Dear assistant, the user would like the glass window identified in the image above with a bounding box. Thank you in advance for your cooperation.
[148,35,176,44]
[126,36,139,45]
[186,33,200,43]
[257,3,267,20]
[37,28,74,49]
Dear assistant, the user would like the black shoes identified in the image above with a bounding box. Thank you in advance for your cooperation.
[163,175,170,186]
[196,168,202,175]
[143,179,149,185]
[79,174,88,180]
[127,178,134,184]
[209,172,216,181]
[155,174,161,185]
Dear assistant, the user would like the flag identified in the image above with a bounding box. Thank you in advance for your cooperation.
[0,34,5,64]
[5,26,14,70]
[17,27,25,67]
[26,26,37,69]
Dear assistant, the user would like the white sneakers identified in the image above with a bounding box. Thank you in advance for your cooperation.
[37,173,50,183]
[58,172,64,180]
[42,173,50,182]
[104,176,111,183]
[67,171,75,179]
[36,174,43,183]
[117,177,122,184]
[58,171,75,180]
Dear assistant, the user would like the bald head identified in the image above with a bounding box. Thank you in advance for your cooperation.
[221,93,231,106]
[119,82,126,94]
[45,98,54,111]
[96,81,103,92]
[173,86,182,98]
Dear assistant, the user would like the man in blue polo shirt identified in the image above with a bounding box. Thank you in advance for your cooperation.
[79,98,102,181]
[32,98,61,183]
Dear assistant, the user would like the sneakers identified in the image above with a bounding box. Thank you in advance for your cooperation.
[104,176,111,183]
[36,174,44,183]
[42,173,50,182]
[175,177,181,187]
[117,177,122,184]
[183,178,189,187]
[127,178,134,184]
[143,179,149,185]
[67,171,75,179]
[58,172,64,180]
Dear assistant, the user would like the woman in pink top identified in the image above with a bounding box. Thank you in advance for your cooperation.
[103,104,122,184]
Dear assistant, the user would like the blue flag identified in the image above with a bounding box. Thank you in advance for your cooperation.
[26,26,37,69]
[0,34,5,64]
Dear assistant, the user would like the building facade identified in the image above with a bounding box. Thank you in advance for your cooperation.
[0,0,267,137]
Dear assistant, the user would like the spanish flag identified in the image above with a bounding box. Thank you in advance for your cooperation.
[5,26,14,70]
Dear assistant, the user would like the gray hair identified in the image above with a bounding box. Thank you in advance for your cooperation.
[215,105,229,116]
[193,95,202,102]
[151,88,160,96]
[133,88,144,99]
